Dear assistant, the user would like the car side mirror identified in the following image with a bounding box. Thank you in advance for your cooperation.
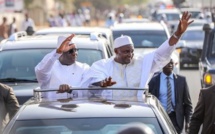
[212,12,215,23]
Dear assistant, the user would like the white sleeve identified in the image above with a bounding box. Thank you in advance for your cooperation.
[151,39,176,72]
[35,50,61,88]
[139,39,176,89]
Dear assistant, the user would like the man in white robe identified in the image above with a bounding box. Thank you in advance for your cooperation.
[35,34,90,98]
[81,12,194,97]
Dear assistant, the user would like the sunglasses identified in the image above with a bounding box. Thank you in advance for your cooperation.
[67,48,78,54]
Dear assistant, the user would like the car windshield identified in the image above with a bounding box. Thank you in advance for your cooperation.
[181,30,204,41]
[190,11,201,18]
[0,49,52,81]
[157,13,180,21]
[0,49,102,81]
[10,118,163,134]
[208,33,215,59]
[113,30,167,48]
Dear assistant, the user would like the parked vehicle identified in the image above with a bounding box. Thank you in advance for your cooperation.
[177,26,204,68]
[199,23,215,88]
[34,27,114,50]
[3,88,177,134]
[0,32,113,104]
[180,8,202,19]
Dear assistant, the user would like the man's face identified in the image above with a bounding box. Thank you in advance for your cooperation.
[114,45,134,64]
[63,44,78,63]
[163,59,174,74]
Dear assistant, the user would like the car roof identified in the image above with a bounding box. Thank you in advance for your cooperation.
[111,22,167,31]
[186,26,203,31]
[121,18,150,23]
[0,34,107,51]
[180,8,202,12]
[156,8,181,14]
[18,99,155,120]
[35,26,112,35]
[16,88,156,120]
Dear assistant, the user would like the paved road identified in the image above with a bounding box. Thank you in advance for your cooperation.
[180,68,202,134]
[180,69,201,108]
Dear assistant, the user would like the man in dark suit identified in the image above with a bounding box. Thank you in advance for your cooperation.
[189,85,215,134]
[148,59,192,134]
[0,83,19,132]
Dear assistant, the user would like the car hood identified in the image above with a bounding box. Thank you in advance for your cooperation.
[182,40,203,49]
[5,83,39,96]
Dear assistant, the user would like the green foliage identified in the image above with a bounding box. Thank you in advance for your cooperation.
[24,0,34,9]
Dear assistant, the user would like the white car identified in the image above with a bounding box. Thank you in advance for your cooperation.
[0,31,113,104]
[111,22,180,74]
[34,26,114,50]
[155,8,182,22]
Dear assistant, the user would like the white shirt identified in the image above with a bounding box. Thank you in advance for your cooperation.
[35,50,90,98]
[81,39,176,96]
[159,72,175,112]
[9,23,17,35]
[22,18,35,31]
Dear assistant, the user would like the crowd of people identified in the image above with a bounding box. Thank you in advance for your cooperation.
[47,9,91,28]
[0,10,215,134]
[0,13,36,41]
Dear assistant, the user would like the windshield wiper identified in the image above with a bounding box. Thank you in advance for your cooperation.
[0,78,37,82]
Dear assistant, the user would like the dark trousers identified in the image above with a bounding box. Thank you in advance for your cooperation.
[168,112,181,134]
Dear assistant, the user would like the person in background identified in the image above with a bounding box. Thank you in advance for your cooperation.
[0,17,8,41]
[22,13,36,32]
[0,83,19,132]
[148,59,192,134]
[188,85,215,134]
[105,13,115,28]
[35,34,90,98]
[8,17,18,36]
[47,14,57,27]
[57,13,68,27]
[117,123,154,134]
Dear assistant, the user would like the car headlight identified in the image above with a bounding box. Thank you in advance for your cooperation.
[204,73,212,85]
[176,48,181,54]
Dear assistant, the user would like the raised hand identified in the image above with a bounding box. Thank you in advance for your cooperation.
[176,11,194,35]
[56,34,75,54]
[100,77,116,87]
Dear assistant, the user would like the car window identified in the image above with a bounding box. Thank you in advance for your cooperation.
[181,30,204,41]
[0,49,103,80]
[113,30,167,48]
[10,118,163,134]
[0,49,52,80]
[190,11,201,18]
[208,32,215,58]
[77,49,103,65]
[157,13,180,21]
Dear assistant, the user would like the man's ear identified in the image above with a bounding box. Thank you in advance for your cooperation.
[114,48,118,54]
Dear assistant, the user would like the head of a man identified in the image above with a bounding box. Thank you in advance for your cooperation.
[117,123,154,134]
[12,17,16,23]
[25,13,29,20]
[2,17,7,23]
[114,35,134,64]
[58,36,78,65]
[163,59,174,76]
[61,44,78,65]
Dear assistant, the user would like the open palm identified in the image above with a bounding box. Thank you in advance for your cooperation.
[176,11,194,34]
[58,34,75,53]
